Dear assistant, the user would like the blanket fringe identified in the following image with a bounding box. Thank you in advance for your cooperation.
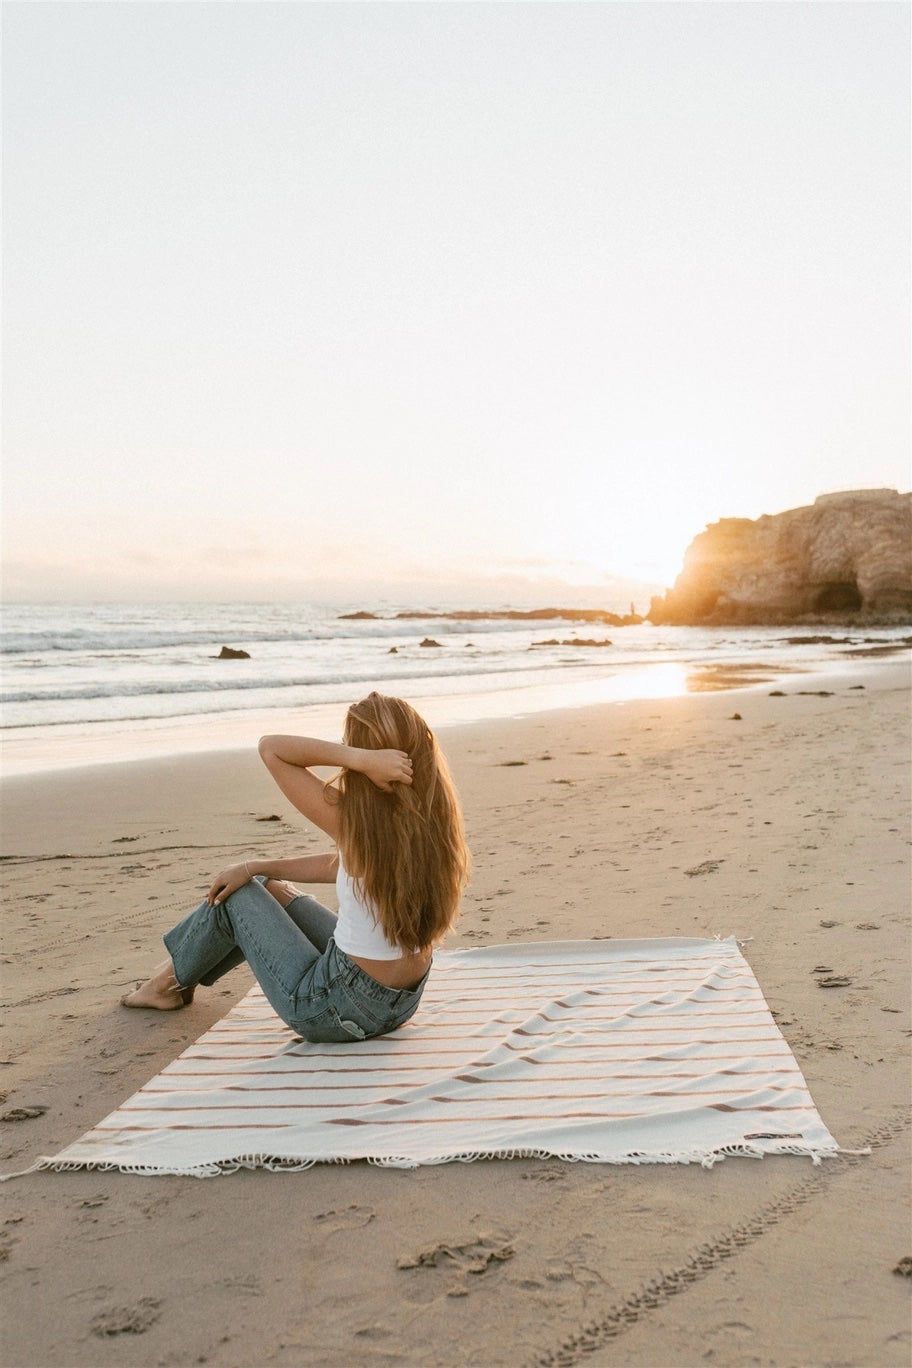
[1,1153,341,1180]
[2,1140,863,1181]
[0,1157,52,1182]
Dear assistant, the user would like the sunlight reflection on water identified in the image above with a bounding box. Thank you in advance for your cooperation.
[510,661,786,705]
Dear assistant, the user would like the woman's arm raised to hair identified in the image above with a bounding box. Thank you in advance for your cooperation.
[258,736,344,838]
[258,735,412,837]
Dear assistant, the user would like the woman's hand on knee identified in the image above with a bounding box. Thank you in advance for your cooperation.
[208,863,254,906]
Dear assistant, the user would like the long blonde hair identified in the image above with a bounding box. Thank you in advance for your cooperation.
[335,693,470,952]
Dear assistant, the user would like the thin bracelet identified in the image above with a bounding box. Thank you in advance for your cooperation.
[244,860,253,880]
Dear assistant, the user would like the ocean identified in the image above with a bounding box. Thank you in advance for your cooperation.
[1,602,907,774]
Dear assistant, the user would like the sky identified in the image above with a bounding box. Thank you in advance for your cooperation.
[2,0,909,607]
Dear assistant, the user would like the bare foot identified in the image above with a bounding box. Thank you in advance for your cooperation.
[121,961,195,1011]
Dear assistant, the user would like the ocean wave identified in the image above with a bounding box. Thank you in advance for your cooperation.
[0,652,603,707]
[1,658,621,731]
[0,616,551,655]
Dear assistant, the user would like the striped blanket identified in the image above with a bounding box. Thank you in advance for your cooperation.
[33,937,841,1176]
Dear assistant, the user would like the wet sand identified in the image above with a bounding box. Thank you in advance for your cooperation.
[1,662,910,1367]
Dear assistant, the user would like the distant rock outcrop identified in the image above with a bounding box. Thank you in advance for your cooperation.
[648,490,912,626]
[216,646,251,659]
[338,608,644,626]
[394,607,643,625]
[530,638,614,648]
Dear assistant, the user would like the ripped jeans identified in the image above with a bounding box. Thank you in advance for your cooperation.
[163,878,429,1043]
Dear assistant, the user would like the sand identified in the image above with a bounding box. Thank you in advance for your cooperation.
[1,662,910,1367]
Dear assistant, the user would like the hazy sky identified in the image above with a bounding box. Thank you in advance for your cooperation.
[3,1,909,605]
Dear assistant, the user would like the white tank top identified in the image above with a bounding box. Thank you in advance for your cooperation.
[334,859,405,961]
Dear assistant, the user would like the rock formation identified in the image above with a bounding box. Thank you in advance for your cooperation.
[339,608,644,626]
[530,638,614,648]
[648,490,912,626]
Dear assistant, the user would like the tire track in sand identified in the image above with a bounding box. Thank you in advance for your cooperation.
[528,1109,910,1368]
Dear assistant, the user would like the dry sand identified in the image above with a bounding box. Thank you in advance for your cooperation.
[1,662,910,1368]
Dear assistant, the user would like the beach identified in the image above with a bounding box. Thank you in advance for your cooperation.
[1,660,909,1367]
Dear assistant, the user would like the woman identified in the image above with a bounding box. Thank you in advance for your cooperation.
[122,693,470,1042]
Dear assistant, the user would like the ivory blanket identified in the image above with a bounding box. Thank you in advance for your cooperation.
[34,937,842,1176]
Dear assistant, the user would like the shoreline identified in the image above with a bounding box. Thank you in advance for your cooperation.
[1,661,909,1367]
[3,652,906,779]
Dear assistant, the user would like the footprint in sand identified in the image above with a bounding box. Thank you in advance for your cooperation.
[91,1298,161,1337]
[313,1204,375,1233]
[397,1233,514,1297]
[684,860,723,877]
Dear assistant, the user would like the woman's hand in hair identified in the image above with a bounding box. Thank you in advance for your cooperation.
[355,748,414,792]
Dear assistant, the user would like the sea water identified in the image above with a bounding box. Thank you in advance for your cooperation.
[1,602,907,773]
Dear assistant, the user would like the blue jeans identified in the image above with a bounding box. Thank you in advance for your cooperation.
[163,878,429,1044]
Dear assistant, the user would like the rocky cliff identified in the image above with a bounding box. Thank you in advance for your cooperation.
[648,489,912,626]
